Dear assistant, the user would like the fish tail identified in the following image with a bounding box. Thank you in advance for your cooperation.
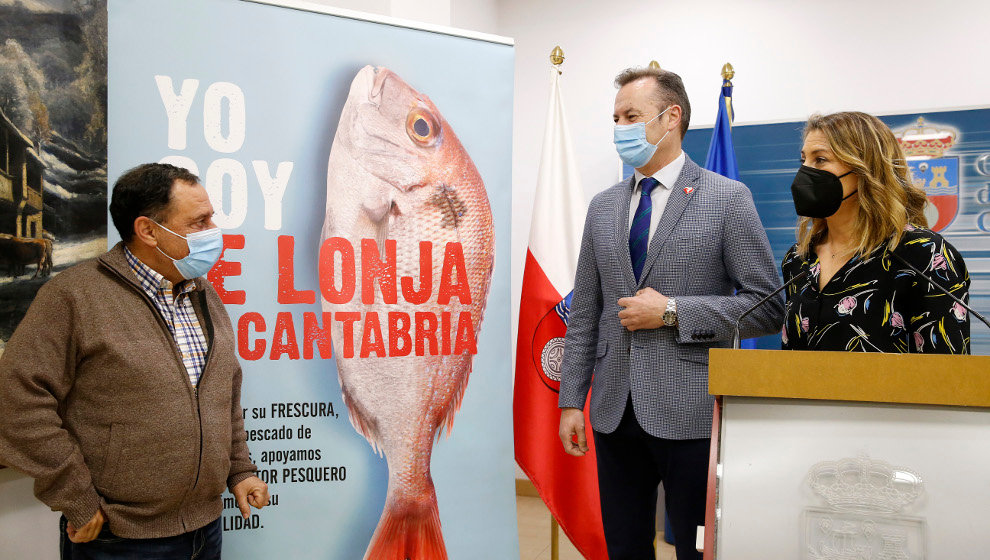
[363,492,447,560]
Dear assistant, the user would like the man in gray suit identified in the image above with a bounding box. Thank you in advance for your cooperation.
[558,67,783,560]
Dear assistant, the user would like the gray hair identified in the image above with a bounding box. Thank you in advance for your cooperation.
[614,67,691,138]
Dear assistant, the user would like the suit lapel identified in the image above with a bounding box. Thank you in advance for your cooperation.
[614,176,638,290]
[638,156,702,287]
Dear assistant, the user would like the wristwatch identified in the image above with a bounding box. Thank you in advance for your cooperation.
[662,297,677,326]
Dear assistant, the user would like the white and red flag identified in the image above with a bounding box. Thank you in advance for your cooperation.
[513,65,607,560]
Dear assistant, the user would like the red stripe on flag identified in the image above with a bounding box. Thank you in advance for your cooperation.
[514,250,608,560]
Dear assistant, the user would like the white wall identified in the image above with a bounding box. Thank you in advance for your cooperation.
[499,0,990,369]
[450,0,498,35]
[0,468,59,558]
[299,0,390,15]
[300,0,499,32]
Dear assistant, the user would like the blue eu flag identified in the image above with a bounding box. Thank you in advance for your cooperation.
[704,80,757,349]
[704,81,739,180]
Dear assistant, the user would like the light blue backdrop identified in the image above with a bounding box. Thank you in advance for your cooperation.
[684,108,990,355]
[108,0,517,557]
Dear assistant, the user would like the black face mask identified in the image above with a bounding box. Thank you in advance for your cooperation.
[790,165,856,218]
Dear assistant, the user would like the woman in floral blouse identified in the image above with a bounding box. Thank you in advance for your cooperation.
[781,111,970,353]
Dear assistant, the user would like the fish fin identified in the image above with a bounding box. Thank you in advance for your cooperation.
[436,259,496,442]
[339,380,384,457]
[437,258,495,442]
[374,203,394,256]
[364,493,447,560]
[436,356,472,442]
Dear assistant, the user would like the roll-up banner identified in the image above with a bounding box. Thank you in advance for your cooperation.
[108,1,517,557]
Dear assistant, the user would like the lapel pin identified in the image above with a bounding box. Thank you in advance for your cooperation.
[684,186,695,194]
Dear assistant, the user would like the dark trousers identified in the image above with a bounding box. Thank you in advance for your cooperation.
[60,516,222,560]
[593,399,709,560]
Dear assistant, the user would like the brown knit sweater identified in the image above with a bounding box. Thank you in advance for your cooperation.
[0,243,257,538]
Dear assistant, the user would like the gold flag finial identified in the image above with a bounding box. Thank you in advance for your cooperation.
[648,60,661,70]
[550,46,564,66]
[721,62,735,82]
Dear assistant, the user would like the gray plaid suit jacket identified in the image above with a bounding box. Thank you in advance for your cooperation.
[558,155,784,439]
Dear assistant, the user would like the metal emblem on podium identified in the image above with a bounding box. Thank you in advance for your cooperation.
[803,456,927,559]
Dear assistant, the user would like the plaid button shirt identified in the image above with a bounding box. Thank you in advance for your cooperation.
[125,247,209,387]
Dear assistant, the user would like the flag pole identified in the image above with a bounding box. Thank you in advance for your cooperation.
[721,62,735,122]
[648,59,660,70]
[547,47,564,560]
[517,41,603,560]
[721,62,735,82]
[551,45,564,73]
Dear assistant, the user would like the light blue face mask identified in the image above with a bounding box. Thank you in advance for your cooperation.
[613,106,671,169]
[154,221,223,280]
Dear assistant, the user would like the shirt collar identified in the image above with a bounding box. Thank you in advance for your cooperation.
[124,246,195,299]
[633,150,686,192]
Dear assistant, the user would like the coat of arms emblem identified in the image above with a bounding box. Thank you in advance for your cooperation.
[804,456,927,559]
[530,292,573,392]
[895,117,960,233]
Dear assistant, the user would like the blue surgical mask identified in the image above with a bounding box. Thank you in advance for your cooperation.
[154,221,223,280]
[614,106,671,168]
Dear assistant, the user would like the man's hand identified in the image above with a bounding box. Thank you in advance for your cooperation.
[559,408,589,457]
[66,508,105,543]
[618,287,667,331]
[232,476,270,519]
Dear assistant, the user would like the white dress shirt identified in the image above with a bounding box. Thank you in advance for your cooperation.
[628,150,686,247]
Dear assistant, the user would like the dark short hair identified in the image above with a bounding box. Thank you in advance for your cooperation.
[109,163,199,243]
[614,67,691,138]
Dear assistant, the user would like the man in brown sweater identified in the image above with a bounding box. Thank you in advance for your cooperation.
[0,163,268,559]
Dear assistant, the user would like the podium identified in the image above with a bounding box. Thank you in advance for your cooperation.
[703,349,990,560]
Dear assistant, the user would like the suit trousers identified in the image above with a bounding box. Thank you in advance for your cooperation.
[593,397,709,560]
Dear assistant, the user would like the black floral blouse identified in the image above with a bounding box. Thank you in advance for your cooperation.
[781,226,971,353]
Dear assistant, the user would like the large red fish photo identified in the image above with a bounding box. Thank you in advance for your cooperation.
[320,65,495,560]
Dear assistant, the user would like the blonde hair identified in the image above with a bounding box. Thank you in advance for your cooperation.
[796,111,928,258]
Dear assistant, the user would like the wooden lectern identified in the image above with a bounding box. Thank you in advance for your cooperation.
[702,349,990,560]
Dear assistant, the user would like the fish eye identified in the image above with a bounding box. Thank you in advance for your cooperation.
[406,108,440,146]
[414,119,429,136]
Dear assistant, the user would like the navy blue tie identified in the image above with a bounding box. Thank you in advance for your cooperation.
[630,177,660,281]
